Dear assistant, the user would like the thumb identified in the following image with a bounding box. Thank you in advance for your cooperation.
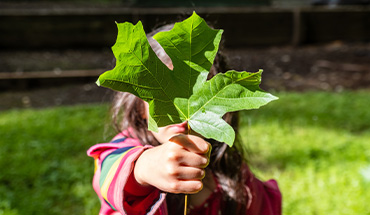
[169,134,211,155]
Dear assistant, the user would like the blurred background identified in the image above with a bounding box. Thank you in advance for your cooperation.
[0,0,369,214]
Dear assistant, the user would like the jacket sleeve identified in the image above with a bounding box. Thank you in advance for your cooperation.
[245,166,282,215]
[87,136,167,215]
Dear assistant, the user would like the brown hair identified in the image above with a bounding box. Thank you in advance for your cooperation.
[110,24,248,214]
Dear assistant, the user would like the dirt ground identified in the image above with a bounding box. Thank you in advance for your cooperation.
[1,41,369,110]
[226,42,370,91]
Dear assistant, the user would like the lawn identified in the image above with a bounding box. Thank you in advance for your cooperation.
[240,91,370,215]
[0,91,369,214]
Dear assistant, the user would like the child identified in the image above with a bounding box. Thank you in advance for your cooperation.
[87,25,282,215]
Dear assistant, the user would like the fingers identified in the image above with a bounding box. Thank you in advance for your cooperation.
[167,180,203,194]
[169,134,211,155]
[167,149,209,168]
[167,166,206,180]
[164,137,210,194]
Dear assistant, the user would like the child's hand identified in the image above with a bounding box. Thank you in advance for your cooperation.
[134,134,211,194]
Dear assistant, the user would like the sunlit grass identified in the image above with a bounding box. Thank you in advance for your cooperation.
[0,90,369,214]
[0,105,110,215]
[240,91,370,215]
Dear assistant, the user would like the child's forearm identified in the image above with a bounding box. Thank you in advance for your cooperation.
[133,148,156,187]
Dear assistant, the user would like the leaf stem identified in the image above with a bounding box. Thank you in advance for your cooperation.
[184,194,188,215]
[184,121,191,215]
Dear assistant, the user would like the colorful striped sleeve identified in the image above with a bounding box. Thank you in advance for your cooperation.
[87,135,167,215]
[99,145,141,210]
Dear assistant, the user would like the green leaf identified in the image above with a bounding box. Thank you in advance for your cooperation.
[97,12,277,146]
[153,12,223,94]
[186,70,277,146]
[97,12,222,129]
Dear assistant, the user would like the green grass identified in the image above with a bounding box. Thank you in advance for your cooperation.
[0,91,369,214]
[0,105,111,215]
[240,91,370,215]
